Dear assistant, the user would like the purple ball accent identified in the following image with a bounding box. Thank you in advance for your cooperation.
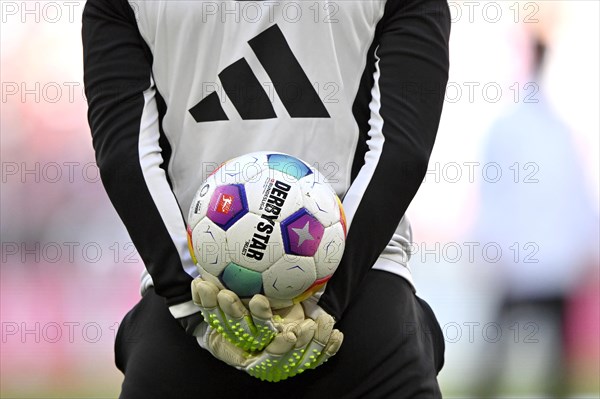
[207,184,248,230]
[281,209,324,256]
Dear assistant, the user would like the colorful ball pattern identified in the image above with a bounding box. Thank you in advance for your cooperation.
[187,152,346,309]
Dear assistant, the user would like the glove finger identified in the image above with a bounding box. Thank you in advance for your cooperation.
[266,331,297,355]
[205,330,250,368]
[246,332,298,382]
[293,319,316,349]
[271,320,319,378]
[323,329,344,357]
[192,279,226,333]
[302,329,343,373]
[246,318,341,382]
[222,294,275,351]
[248,294,273,321]
[217,290,276,351]
[248,294,278,333]
[313,313,335,345]
[217,290,249,319]
[273,303,305,323]
[293,316,336,372]
[278,333,322,378]
[191,279,276,354]
[194,279,220,309]
[193,285,276,352]
[193,281,236,345]
[191,278,202,306]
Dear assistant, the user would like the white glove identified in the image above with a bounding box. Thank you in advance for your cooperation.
[191,278,278,351]
[192,278,343,382]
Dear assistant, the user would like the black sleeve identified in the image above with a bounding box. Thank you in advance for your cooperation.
[318,0,451,320]
[82,0,199,316]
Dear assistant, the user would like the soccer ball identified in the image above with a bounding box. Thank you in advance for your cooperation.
[187,152,346,309]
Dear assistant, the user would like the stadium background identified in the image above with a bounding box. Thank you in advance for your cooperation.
[1,1,598,397]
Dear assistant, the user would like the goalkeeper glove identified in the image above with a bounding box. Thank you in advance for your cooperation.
[192,278,343,382]
[192,278,278,351]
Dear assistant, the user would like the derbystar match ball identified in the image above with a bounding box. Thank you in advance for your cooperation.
[187,152,346,309]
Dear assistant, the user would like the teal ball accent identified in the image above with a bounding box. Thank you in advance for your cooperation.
[221,262,263,297]
[267,153,312,180]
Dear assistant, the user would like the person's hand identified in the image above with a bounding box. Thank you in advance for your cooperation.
[191,277,343,381]
[192,277,279,351]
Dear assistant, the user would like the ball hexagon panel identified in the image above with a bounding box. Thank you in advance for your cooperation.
[314,222,346,279]
[267,153,312,180]
[262,255,316,300]
[299,176,341,228]
[281,209,324,257]
[206,184,248,230]
[188,175,218,230]
[220,262,263,298]
[245,169,304,222]
[225,212,285,272]
[192,218,229,276]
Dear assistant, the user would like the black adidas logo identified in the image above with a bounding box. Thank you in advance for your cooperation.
[189,24,330,122]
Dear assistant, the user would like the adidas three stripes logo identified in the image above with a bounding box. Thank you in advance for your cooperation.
[189,24,330,122]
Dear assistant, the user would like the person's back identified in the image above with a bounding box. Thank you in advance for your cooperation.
[83,0,451,397]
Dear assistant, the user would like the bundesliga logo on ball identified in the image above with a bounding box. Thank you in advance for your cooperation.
[187,152,347,309]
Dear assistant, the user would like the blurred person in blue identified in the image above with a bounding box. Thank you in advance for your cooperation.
[472,30,598,398]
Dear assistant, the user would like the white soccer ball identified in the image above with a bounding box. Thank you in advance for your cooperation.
[187,152,346,309]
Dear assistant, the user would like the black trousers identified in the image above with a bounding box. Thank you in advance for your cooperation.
[115,270,445,399]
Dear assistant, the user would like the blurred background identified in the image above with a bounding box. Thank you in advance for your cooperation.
[1,1,598,397]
